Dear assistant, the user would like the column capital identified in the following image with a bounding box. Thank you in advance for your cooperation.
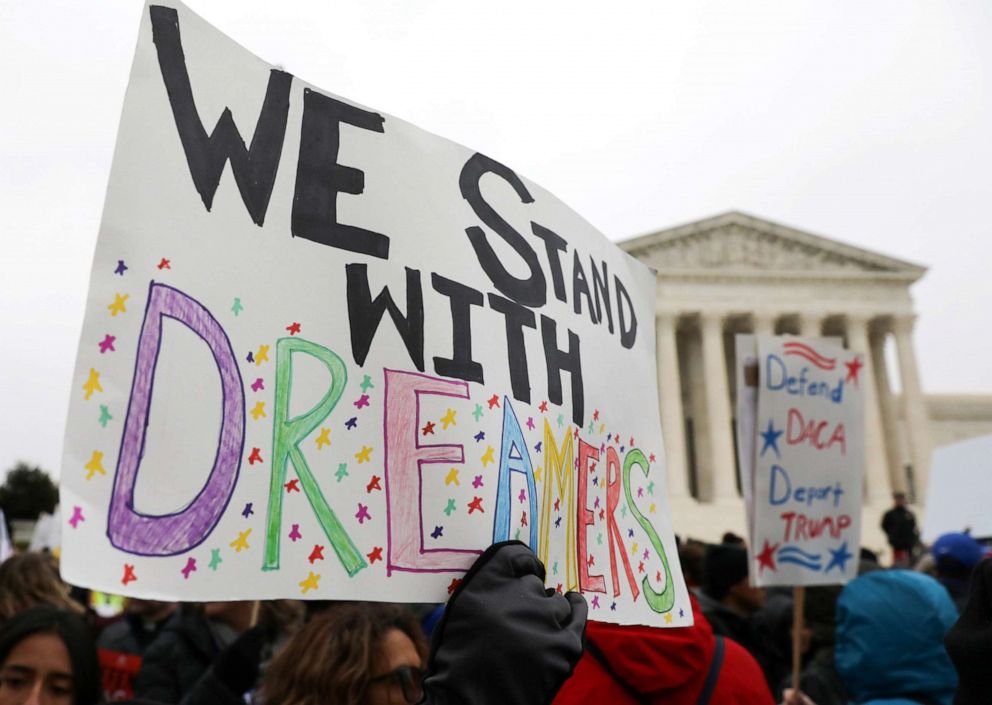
[845,312,874,329]
[700,310,725,329]
[656,310,681,327]
[892,314,917,336]
[798,312,824,338]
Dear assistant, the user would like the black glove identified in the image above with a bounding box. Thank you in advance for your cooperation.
[211,624,272,697]
[422,541,587,705]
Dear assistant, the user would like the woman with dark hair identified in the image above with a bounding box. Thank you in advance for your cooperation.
[0,554,84,623]
[0,606,101,705]
[261,602,426,705]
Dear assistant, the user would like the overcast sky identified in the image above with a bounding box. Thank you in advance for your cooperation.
[2,0,990,477]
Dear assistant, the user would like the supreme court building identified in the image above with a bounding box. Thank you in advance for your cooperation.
[620,212,992,553]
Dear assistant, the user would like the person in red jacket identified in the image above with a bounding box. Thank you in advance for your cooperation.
[553,594,775,705]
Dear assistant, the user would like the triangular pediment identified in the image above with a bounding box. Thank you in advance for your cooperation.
[619,212,926,280]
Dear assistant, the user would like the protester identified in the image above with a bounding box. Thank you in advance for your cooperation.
[793,586,847,705]
[880,492,918,567]
[834,570,958,705]
[931,531,984,612]
[97,599,176,701]
[0,606,101,705]
[0,553,85,623]
[944,557,992,705]
[552,594,774,705]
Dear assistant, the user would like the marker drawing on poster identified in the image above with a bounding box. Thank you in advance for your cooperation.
[747,335,864,587]
[60,1,688,626]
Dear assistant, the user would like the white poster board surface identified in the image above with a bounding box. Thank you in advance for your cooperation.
[60,1,688,627]
[923,434,992,542]
[749,335,864,586]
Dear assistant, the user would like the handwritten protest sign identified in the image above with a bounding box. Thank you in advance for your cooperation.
[59,1,688,626]
[747,335,864,586]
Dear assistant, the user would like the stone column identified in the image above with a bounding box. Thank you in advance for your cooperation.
[700,312,738,500]
[798,312,823,339]
[752,312,776,338]
[870,327,907,494]
[893,315,932,502]
[656,312,689,499]
[846,314,892,504]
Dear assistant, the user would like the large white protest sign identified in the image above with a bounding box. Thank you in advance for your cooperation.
[60,1,688,626]
[749,335,864,586]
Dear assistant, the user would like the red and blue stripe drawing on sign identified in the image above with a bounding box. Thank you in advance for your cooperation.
[783,341,836,370]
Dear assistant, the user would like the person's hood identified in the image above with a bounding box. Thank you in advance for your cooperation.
[835,570,958,702]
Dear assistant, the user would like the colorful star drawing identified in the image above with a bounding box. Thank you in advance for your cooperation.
[367,546,383,563]
[467,496,484,514]
[251,377,264,392]
[526,417,535,430]
[122,564,137,585]
[208,549,222,571]
[255,345,270,365]
[98,335,116,353]
[181,557,197,580]
[443,498,456,516]
[360,375,375,394]
[354,394,370,409]
[557,414,564,427]
[299,571,321,594]
[107,293,129,316]
[242,503,254,518]
[345,417,358,429]
[114,260,128,275]
[825,541,853,573]
[286,321,301,335]
[518,489,527,503]
[309,545,324,564]
[441,408,456,429]
[285,478,300,493]
[157,257,171,270]
[68,506,84,528]
[593,409,600,421]
[444,468,460,486]
[480,445,495,466]
[366,475,382,493]
[472,474,484,488]
[472,404,484,422]
[539,400,548,413]
[230,529,252,552]
[315,427,331,450]
[664,613,673,625]
[355,446,372,464]
[83,368,103,400]
[84,451,106,481]
[431,525,444,539]
[474,431,485,442]
[757,540,778,573]
[759,419,783,458]
[231,298,243,316]
[248,447,263,465]
[422,421,436,435]
[335,463,349,482]
[487,394,500,409]
[591,596,600,609]
[289,524,302,542]
[845,356,863,386]
[355,503,371,523]
[98,405,112,427]
[250,401,266,420]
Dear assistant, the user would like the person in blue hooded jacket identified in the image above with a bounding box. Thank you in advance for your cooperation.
[834,570,958,705]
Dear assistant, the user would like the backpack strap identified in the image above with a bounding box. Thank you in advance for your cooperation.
[696,635,724,705]
[585,637,649,705]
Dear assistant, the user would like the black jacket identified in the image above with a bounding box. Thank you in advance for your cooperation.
[133,609,227,704]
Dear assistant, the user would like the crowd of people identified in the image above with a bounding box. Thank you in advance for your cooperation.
[0,511,988,705]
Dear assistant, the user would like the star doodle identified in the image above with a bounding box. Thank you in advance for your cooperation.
[68,506,84,528]
[554,498,561,511]
[611,602,617,611]
[84,451,106,480]
[554,516,562,528]
[98,405,112,427]
[845,356,863,386]
[825,541,853,573]
[441,408,456,429]
[534,441,542,453]
[157,257,171,270]
[487,394,500,409]
[335,463,349,482]
[248,447,263,465]
[474,431,485,442]
[209,549,222,571]
[122,564,137,585]
[289,524,302,542]
[526,417,535,430]
[366,475,382,493]
[360,375,374,393]
[759,419,783,458]
[181,557,197,579]
[472,474,484,488]
[481,445,495,466]
[443,499,457,516]
[647,481,655,495]
[107,293,129,316]
[246,351,254,363]
[255,345,269,366]
[114,260,128,276]
[467,496,484,514]
[557,414,564,427]
[367,546,383,563]
[355,446,372,464]
[355,503,372,523]
[242,503,254,518]
[250,402,266,420]
[444,468,460,486]
[638,561,645,573]
[756,540,778,573]
[285,478,300,493]
[286,322,301,335]
[539,401,548,413]
[98,335,116,354]
[345,417,358,429]
[231,298,243,316]
[230,529,252,552]
[679,608,685,619]
[552,561,559,575]
[621,504,628,519]
[250,377,264,392]
[422,421,435,435]
[518,489,527,503]
[591,596,600,609]
[664,613,673,625]
[299,572,321,594]
[593,409,600,421]
[354,394,370,409]
[309,545,324,564]
[315,427,331,450]
[82,368,103,400]
[472,404,484,422]
[431,526,444,539]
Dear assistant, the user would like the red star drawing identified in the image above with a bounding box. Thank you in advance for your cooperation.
[248,447,263,465]
[757,540,779,573]
[367,546,383,563]
[556,583,563,594]
[599,509,606,520]
[286,322,301,335]
[309,545,324,564]
[553,497,561,511]
[587,554,595,567]
[157,257,171,270]
[638,561,645,573]
[122,564,137,585]
[593,409,600,421]
[422,421,435,435]
[573,428,580,439]
[629,436,635,447]
[467,496,484,514]
[845,356,863,386]
[487,394,500,409]
[366,475,382,493]
[656,570,662,583]
[539,400,549,413]
[447,578,462,595]
[285,478,300,493]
